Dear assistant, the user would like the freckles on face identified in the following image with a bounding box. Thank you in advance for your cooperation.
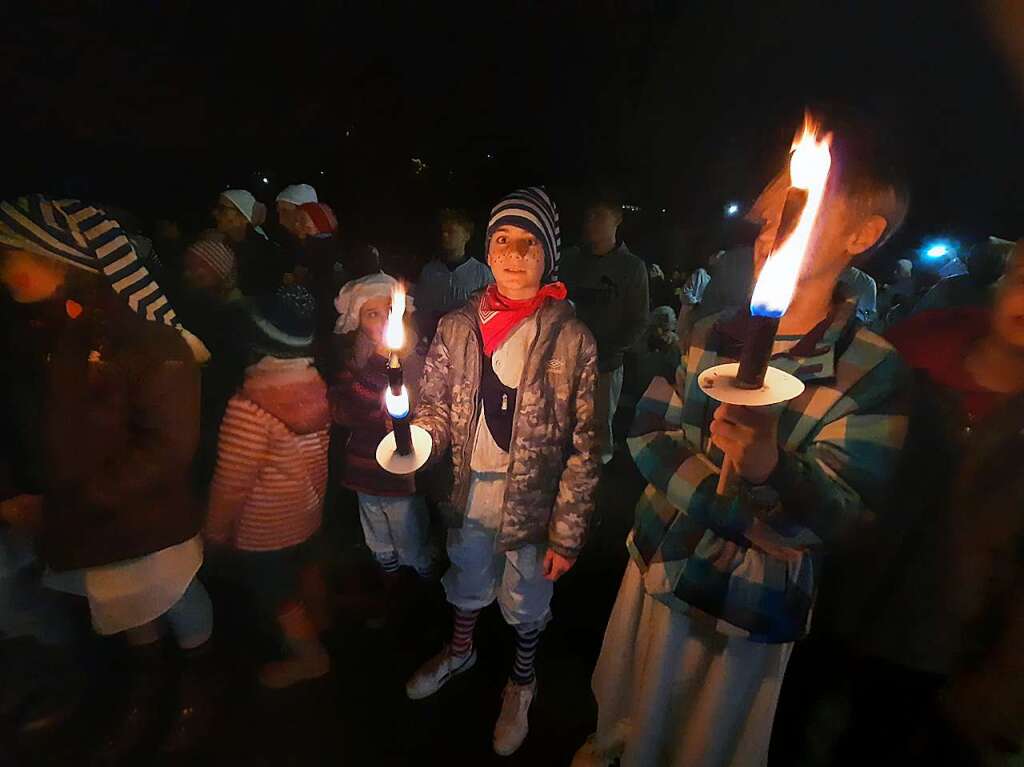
[487,225,546,290]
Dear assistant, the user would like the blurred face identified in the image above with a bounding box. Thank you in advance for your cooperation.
[276,201,303,237]
[582,205,622,249]
[440,220,471,256]
[0,249,67,303]
[750,169,885,285]
[487,225,545,299]
[359,295,391,346]
[992,249,1024,350]
[183,250,222,294]
[212,197,248,234]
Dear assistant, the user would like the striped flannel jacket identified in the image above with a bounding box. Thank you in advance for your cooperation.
[627,296,910,643]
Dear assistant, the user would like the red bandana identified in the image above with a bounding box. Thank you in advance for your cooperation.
[478,282,567,356]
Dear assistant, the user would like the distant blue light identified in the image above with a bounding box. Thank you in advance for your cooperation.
[922,239,955,259]
[725,202,740,217]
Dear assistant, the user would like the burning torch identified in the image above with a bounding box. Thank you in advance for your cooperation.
[376,283,432,474]
[700,114,833,495]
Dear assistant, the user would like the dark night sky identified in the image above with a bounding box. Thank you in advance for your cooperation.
[1,0,1022,269]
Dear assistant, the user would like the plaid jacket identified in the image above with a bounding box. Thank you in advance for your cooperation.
[627,296,910,643]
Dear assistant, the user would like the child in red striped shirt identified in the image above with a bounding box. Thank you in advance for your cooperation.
[205,286,332,688]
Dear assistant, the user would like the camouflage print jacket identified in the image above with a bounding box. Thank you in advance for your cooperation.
[413,294,600,559]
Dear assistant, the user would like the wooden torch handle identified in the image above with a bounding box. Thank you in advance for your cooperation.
[716,457,734,496]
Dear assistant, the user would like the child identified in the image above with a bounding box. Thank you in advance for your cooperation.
[406,188,600,756]
[415,208,493,343]
[573,111,912,767]
[329,272,433,586]
[0,196,213,756]
[205,285,331,689]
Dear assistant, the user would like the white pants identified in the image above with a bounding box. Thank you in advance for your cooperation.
[595,366,624,464]
[357,493,432,575]
[591,561,793,767]
[442,473,553,629]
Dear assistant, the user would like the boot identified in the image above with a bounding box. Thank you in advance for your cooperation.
[258,603,331,689]
[160,641,218,753]
[94,642,165,764]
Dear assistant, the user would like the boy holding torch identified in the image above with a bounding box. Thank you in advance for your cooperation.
[573,111,912,767]
[405,188,600,756]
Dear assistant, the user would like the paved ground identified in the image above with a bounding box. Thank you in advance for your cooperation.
[4,445,646,767]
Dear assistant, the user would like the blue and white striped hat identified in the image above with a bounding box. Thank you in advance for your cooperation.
[0,195,209,361]
[486,187,562,282]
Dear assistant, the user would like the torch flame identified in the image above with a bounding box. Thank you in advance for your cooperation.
[750,114,833,317]
[384,385,410,418]
[384,283,407,351]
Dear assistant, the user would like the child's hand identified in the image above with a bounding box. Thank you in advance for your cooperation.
[542,549,576,581]
[709,403,780,484]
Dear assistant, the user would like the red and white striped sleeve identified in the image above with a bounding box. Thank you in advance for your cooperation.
[206,397,270,544]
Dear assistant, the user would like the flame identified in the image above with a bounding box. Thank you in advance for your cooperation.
[384,385,410,418]
[384,283,406,350]
[750,114,833,317]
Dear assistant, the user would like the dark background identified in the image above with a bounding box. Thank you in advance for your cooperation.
[1,0,1021,274]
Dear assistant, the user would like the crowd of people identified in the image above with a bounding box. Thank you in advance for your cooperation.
[2,106,1023,767]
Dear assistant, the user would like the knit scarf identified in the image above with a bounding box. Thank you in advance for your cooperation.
[478,282,567,356]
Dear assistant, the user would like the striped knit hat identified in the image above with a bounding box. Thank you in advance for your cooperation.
[185,240,237,286]
[0,195,209,361]
[487,187,561,282]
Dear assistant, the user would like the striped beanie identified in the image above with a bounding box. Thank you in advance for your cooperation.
[0,195,209,362]
[186,240,236,286]
[486,187,561,282]
[298,202,338,235]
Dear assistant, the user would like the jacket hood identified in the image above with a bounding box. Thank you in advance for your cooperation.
[242,356,330,434]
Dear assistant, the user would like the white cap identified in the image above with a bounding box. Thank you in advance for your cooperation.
[276,184,318,206]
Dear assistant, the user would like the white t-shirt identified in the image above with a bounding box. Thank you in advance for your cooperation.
[471,315,538,473]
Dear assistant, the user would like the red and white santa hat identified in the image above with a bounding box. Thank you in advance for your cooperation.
[298,202,338,235]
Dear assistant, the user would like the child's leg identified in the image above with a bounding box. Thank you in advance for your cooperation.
[511,624,542,686]
[257,547,330,689]
[259,600,331,689]
[158,577,217,753]
[380,494,433,578]
[451,606,482,658]
[440,475,509,649]
[357,493,401,573]
[497,544,554,681]
[406,476,504,700]
[162,577,214,650]
[492,544,552,756]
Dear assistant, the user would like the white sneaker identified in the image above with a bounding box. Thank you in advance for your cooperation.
[493,678,537,756]
[405,645,477,700]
